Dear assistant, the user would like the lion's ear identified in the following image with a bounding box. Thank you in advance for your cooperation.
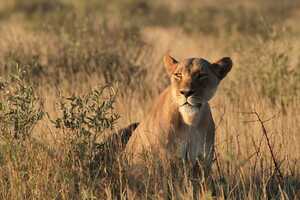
[211,57,232,80]
[164,54,178,75]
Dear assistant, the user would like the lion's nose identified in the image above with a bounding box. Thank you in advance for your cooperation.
[180,89,195,97]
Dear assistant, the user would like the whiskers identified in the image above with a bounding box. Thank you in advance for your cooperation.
[176,95,187,106]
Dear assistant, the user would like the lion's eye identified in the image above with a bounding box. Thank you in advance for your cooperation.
[173,73,182,79]
[196,73,208,80]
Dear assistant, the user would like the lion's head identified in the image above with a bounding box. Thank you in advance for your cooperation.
[164,55,232,120]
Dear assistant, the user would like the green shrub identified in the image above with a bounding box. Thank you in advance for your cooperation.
[51,86,121,197]
[52,86,119,141]
[0,65,44,140]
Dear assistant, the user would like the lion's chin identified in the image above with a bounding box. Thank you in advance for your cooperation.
[179,103,199,113]
[178,103,201,125]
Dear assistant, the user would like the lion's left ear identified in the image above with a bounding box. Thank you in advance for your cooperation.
[164,54,178,75]
[211,57,233,80]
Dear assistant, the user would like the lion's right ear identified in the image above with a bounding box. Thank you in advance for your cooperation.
[211,57,232,80]
[164,55,178,75]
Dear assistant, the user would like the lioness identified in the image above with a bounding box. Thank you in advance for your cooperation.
[125,54,232,190]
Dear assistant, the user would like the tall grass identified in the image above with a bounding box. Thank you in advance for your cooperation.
[0,0,299,199]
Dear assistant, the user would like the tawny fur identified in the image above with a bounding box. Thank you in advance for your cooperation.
[125,54,232,186]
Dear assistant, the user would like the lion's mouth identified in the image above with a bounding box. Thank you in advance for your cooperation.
[181,101,202,108]
[177,95,203,108]
[179,102,201,116]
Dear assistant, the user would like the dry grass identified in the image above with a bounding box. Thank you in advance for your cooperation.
[0,0,299,199]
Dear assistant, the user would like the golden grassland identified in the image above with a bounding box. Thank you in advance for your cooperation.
[0,0,299,199]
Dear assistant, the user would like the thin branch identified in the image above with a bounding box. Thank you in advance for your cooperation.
[242,114,277,123]
[253,111,284,186]
[250,133,264,173]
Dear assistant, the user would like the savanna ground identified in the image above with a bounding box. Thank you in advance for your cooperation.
[0,0,299,199]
